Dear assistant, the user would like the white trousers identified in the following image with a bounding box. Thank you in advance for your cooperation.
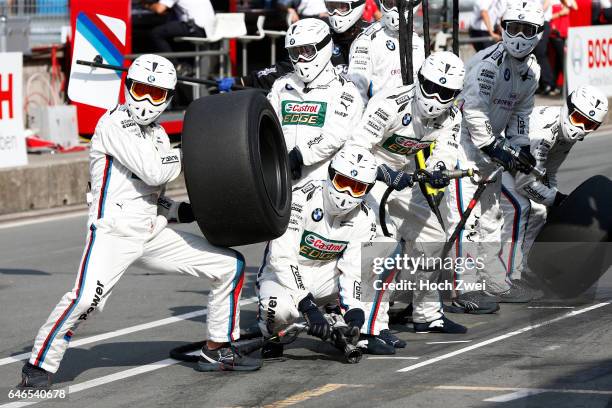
[30,217,245,373]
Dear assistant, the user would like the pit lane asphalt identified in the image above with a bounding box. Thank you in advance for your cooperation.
[1,129,612,408]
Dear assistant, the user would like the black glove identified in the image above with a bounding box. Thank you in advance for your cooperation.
[177,202,195,223]
[377,164,415,191]
[298,294,330,340]
[481,139,517,172]
[515,145,537,175]
[288,148,303,180]
[343,308,365,331]
[553,191,568,207]
[426,170,451,189]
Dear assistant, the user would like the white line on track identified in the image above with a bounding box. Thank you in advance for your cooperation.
[0,352,200,408]
[527,306,575,309]
[0,297,258,367]
[367,356,419,360]
[426,340,472,345]
[484,389,544,402]
[397,301,610,373]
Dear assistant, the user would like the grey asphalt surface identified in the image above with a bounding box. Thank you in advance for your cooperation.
[1,130,612,408]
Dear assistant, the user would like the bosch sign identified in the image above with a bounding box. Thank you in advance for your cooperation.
[567,26,612,97]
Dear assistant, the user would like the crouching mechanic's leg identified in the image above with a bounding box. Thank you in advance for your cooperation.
[135,227,261,371]
[22,224,143,388]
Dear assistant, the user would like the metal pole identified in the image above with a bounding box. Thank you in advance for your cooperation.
[422,0,430,57]
[452,0,459,56]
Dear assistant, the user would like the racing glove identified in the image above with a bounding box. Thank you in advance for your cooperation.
[377,164,415,191]
[298,293,330,340]
[514,145,537,175]
[288,148,304,180]
[553,191,568,207]
[481,139,517,172]
[343,308,365,331]
[216,77,235,93]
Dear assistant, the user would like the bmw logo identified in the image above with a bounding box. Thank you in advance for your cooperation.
[386,40,396,51]
[333,45,341,56]
[518,14,525,19]
[312,208,324,222]
[504,68,511,81]
[290,38,295,45]
[590,110,596,116]
[351,169,358,177]
[402,113,412,126]
[285,83,294,91]
[147,75,156,83]
[439,77,447,84]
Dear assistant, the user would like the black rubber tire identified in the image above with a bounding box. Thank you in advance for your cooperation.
[528,175,612,298]
[182,89,292,247]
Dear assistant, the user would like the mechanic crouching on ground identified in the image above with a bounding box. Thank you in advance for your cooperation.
[20,55,260,389]
[257,147,397,355]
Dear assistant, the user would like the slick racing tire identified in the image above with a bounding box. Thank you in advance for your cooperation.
[528,175,612,298]
[182,89,291,247]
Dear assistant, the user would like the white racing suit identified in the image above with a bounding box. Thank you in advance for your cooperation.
[447,43,540,293]
[29,105,245,373]
[347,85,462,327]
[257,180,378,336]
[347,21,425,105]
[267,65,364,182]
[500,106,575,279]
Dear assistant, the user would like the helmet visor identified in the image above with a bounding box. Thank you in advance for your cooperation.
[129,80,169,105]
[503,21,541,39]
[418,72,461,103]
[332,172,370,198]
[287,34,332,62]
[325,0,361,16]
[569,108,601,132]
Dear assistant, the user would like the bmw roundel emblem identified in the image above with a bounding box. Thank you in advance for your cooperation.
[439,77,447,84]
[285,83,294,91]
[290,38,295,45]
[386,40,396,51]
[504,68,511,81]
[590,110,596,116]
[147,75,156,83]
[351,169,358,177]
[312,208,324,222]
[402,113,412,126]
[333,45,341,56]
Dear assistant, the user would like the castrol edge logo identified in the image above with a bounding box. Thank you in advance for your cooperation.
[299,230,348,260]
[282,100,327,127]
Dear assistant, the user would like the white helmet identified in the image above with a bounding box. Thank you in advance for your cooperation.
[124,54,176,126]
[285,19,333,83]
[560,85,608,141]
[326,0,366,33]
[501,1,544,59]
[415,51,465,119]
[381,0,421,31]
[323,146,377,216]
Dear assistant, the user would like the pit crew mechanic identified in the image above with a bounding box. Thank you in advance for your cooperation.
[257,146,396,355]
[447,0,544,305]
[267,18,364,182]
[347,51,482,332]
[499,85,609,281]
[19,55,260,389]
[346,0,425,104]
[223,0,369,91]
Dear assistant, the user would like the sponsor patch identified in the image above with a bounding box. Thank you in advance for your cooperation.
[282,100,327,127]
[386,40,395,50]
[504,68,511,81]
[311,208,324,221]
[299,230,348,260]
[381,134,431,156]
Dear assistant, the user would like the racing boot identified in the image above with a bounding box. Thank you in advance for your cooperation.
[485,282,533,303]
[378,329,407,348]
[261,339,284,359]
[197,343,262,372]
[414,315,468,334]
[449,291,500,314]
[18,363,51,389]
[356,334,396,355]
